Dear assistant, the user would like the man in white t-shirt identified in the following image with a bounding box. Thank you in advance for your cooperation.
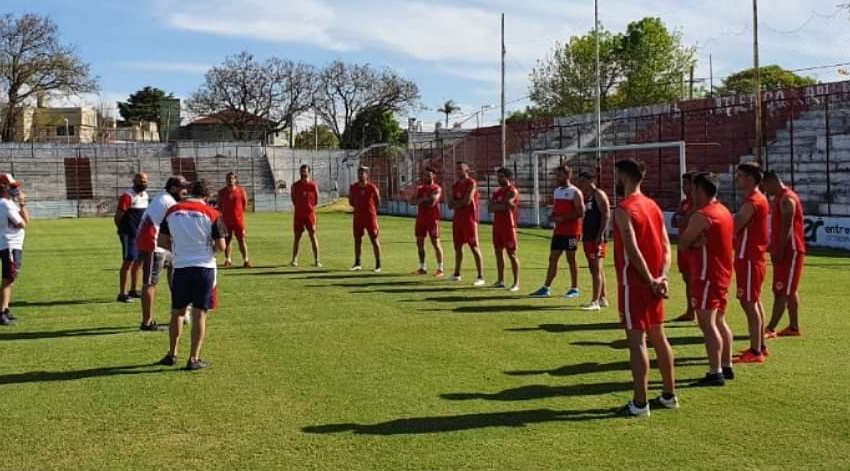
[157,180,226,371]
[135,176,189,331]
[0,174,28,326]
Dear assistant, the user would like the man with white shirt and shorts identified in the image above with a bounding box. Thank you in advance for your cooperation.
[0,174,28,326]
[136,176,189,331]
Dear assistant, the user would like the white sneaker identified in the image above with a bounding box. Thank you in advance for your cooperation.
[314,261,322,268]
[599,297,609,308]
[374,267,382,273]
[289,260,299,267]
[473,278,486,287]
[621,400,650,418]
[450,275,462,282]
[508,285,520,292]
[350,265,362,271]
[582,301,601,311]
[651,395,680,410]
[492,281,506,289]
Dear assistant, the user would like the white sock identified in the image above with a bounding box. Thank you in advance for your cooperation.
[438,263,444,271]
[420,262,426,270]
[712,368,723,375]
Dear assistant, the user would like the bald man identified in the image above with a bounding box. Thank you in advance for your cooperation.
[115,173,150,303]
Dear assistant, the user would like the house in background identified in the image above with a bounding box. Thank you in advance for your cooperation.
[182,111,289,145]
[4,106,100,143]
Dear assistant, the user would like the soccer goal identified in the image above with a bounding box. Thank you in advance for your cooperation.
[530,141,687,227]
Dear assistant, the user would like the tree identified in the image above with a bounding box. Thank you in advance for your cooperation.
[294,124,339,149]
[188,51,315,140]
[313,61,419,142]
[717,65,816,96]
[436,100,460,128]
[341,108,405,149]
[527,17,696,116]
[117,86,172,125]
[0,14,98,142]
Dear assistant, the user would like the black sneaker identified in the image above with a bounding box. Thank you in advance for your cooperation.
[116,294,134,303]
[140,321,166,332]
[722,366,735,380]
[185,359,208,371]
[157,354,177,366]
[693,372,726,387]
[2,309,15,321]
[128,290,142,299]
[0,312,15,326]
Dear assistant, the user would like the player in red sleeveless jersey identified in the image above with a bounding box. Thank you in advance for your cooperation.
[733,163,771,364]
[413,167,445,277]
[217,172,252,268]
[348,166,382,272]
[489,167,520,291]
[680,172,735,386]
[289,165,321,267]
[612,159,676,417]
[449,162,485,286]
[763,171,806,338]
[672,172,697,321]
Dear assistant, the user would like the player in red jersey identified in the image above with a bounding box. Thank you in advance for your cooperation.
[612,159,676,417]
[529,164,584,299]
[217,172,252,268]
[114,173,149,303]
[348,166,382,272]
[733,163,771,363]
[576,171,611,310]
[489,167,520,291]
[672,172,697,321]
[763,171,806,338]
[449,162,485,286]
[413,167,445,277]
[289,165,321,267]
[680,172,735,387]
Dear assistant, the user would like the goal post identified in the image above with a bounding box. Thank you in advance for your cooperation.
[531,141,687,227]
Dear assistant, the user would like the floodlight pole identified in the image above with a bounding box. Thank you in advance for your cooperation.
[500,13,507,169]
[753,0,763,164]
[594,0,602,174]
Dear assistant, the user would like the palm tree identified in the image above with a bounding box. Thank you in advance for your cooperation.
[437,100,461,128]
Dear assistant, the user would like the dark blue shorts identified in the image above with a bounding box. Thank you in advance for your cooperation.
[119,233,140,262]
[1,249,22,281]
[171,267,218,311]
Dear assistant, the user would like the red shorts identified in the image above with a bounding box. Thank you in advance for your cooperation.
[691,280,729,313]
[735,259,766,302]
[354,217,379,239]
[415,218,440,239]
[618,283,664,331]
[224,219,246,239]
[452,221,479,248]
[293,212,317,233]
[493,226,517,251]
[583,241,607,261]
[677,250,691,275]
[773,251,805,296]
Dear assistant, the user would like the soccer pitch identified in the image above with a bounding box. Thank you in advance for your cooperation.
[2,210,849,470]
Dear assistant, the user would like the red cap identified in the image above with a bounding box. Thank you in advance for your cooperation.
[0,174,20,188]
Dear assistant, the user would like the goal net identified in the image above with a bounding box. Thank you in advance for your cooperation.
[530,141,687,227]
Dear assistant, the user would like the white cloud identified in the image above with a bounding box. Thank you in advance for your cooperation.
[117,61,211,74]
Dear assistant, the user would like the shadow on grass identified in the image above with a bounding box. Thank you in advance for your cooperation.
[572,335,749,350]
[0,326,136,341]
[286,273,402,280]
[12,298,114,308]
[352,287,469,294]
[504,356,707,377]
[225,269,331,277]
[308,280,424,289]
[302,407,620,435]
[441,381,647,401]
[506,322,621,333]
[422,295,524,303]
[450,305,577,314]
[0,363,172,385]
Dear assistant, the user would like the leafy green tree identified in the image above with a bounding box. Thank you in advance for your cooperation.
[717,65,816,96]
[294,124,339,149]
[341,108,404,149]
[117,86,172,124]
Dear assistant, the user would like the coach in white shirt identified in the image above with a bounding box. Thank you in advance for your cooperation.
[0,174,29,326]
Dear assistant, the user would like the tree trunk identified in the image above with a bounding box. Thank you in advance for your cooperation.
[2,91,19,143]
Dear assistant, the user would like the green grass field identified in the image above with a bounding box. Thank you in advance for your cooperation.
[2,210,849,470]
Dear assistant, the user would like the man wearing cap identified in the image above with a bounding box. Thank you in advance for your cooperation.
[114,173,149,303]
[0,174,28,325]
[136,176,189,331]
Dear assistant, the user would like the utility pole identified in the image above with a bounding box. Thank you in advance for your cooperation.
[594,0,602,170]
[500,12,506,168]
[753,0,763,163]
[689,65,695,99]
[709,52,714,97]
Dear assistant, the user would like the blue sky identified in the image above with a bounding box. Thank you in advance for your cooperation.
[7,0,850,131]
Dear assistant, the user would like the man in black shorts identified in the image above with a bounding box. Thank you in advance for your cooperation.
[577,171,611,310]
[0,174,28,325]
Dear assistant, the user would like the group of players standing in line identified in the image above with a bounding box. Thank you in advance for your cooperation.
[0,156,807,415]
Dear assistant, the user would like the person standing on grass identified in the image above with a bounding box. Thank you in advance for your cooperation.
[348,166,382,273]
[412,167,445,277]
[0,175,28,326]
[115,173,149,303]
[679,172,735,387]
[529,164,585,299]
[136,176,189,332]
[157,180,226,371]
[732,163,771,364]
[612,159,677,418]
[576,171,611,311]
[218,172,252,268]
[489,167,520,292]
[763,171,806,338]
[289,165,321,267]
[672,172,697,322]
[449,162,485,286]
